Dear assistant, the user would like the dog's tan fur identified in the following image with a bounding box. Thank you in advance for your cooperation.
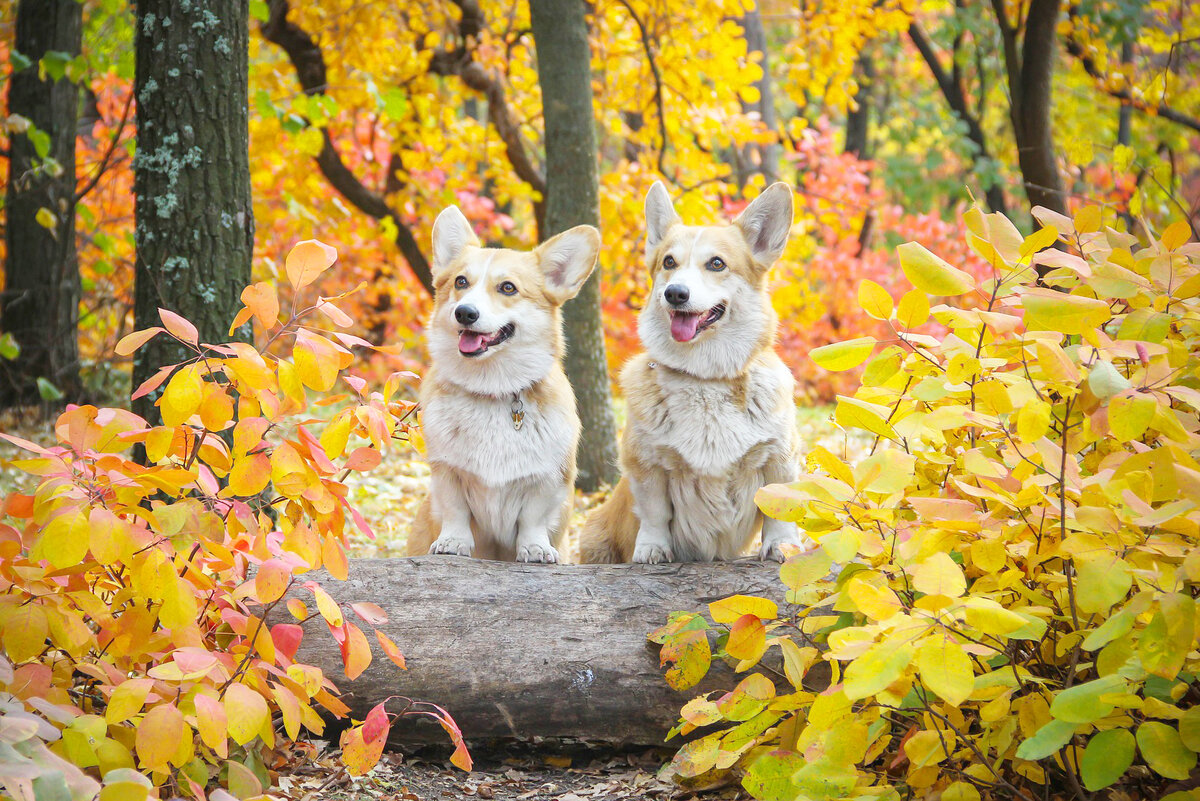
[580,182,801,563]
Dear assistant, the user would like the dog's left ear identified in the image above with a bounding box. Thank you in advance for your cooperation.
[733,182,794,267]
[537,225,601,304]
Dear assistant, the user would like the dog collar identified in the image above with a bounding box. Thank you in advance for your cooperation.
[510,393,525,430]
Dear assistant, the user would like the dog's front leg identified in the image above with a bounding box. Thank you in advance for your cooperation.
[759,452,803,562]
[428,467,476,557]
[514,480,565,564]
[630,468,674,564]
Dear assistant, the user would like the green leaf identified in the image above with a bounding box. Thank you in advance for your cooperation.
[741,750,804,801]
[779,548,832,590]
[1087,360,1131,401]
[810,337,876,372]
[1180,706,1200,752]
[250,0,270,21]
[1075,558,1132,614]
[11,50,32,72]
[1080,729,1135,791]
[1108,394,1156,442]
[0,332,19,360]
[1015,719,1077,760]
[39,50,72,82]
[898,242,975,296]
[1137,721,1197,779]
[28,127,51,160]
[1050,675,1126,723]
[36,377,64,401]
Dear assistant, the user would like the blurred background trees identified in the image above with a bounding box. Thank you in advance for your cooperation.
[1,0,1197,413]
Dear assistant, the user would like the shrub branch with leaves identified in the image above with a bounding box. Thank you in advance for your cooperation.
[0,240,468,801]
[654,207,1200,801]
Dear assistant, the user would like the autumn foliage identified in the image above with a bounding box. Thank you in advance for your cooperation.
[0,241,467,799]
[655,208,1200,800]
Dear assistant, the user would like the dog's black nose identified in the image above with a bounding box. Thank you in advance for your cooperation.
[454,304,479,326]
[664,284,690,306]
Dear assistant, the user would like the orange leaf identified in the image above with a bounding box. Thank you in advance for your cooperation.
[352,602,388,625]
[159,308,199,346]
[227,452,271,497]
[228,305,254,336]
[376,629,406,670]
[132,364,174,401]
[115,327,164,356]
[195,694,228,758]
[341,723,385,776]
[725,614,767,663]
[286,239,338,290]
[255,558,291,603]
[136,702,184,770]
[341,623,372,680]
[322,537,349,580]
[344,447,382,472]
[242,282,280,328]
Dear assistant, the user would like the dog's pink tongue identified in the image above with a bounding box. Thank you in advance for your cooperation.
[459,331,488,354]
[670,312,702,342]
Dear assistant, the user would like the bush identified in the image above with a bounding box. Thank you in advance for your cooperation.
[654,207,1200,800]
[0,240,468,799]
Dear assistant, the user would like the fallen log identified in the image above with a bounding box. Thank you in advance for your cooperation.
[293,556,785,745]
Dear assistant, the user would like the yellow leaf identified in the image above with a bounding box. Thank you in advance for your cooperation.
[160,365,203,427]
[285,239,338,290]
[846,577,903,620]
[858,280,893,320]
[1108,393,1156,442]
[810,337,876,372]
[898,242,975,296]
[3,604,48,663]
[320,412,353,460]
[227,452,271,497]
[911,552,965,598]
[105,679,153,725]
[843,641,912,700]
[1017,399,1052,442]
[1074,205,1102,234]
[224,683,269,747]
[917,637,975,706]
[293,329,340,391]
[312,585,344,627]
[709,595,779,624]
[1161,220,1190,251]
[35,207,57,229]
[964,599,1028,636]
[1022,290,1111,335]
[896,289,930,328]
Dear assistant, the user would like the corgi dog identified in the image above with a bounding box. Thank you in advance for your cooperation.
[406,206,600,563]
[579,181,801,563]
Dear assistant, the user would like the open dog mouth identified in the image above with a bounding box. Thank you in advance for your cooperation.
[669,303,726,343]
[458,323,515,357]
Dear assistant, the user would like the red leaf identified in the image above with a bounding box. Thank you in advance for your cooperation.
[351,602,388,625]
[362,702,390,745]
[271,623,303,664]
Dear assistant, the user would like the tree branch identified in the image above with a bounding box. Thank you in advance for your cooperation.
[75,86,133,202]
[428,0,546,232]
[616,0,670,178]
[260,0,434,293]
[1063,8,1200,135]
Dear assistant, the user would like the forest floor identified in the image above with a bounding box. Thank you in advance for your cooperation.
[0,404,866,800]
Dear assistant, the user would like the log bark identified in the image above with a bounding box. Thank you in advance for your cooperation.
[294,557,785,745]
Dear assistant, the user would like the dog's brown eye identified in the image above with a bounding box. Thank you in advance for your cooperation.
[499,281,517,296]
[708,257,726,272]
[663,255,676,269]
[454,276,468,289]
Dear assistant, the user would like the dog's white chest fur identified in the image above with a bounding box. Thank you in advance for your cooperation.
[636,362,792,475]
[423,390,576,486]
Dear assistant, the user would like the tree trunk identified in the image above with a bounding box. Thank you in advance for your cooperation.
[0,0,82,408]
[132,0,255,422]
[528,0,619,491]
[844,52,873,160]
[738,7,781,186]
[294,557,789,744]
[992,0,1067,217]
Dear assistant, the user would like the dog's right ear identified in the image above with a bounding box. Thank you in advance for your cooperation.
[644,181,680,259]
[431,205,480,277]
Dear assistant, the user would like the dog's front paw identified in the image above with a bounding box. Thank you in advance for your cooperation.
[633,541,674,564]
[516,542,559,564]
[759,538,793,563]
[429,534,474,557]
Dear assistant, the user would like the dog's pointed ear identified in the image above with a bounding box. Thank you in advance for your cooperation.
[733,182,794,267]
[537,225,600,304]
[644,181,680,258]
[431,205,480,277]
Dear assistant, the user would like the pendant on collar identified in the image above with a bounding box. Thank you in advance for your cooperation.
[510,393,525,431]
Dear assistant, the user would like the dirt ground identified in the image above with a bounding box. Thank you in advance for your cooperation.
[276,744,742,801]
